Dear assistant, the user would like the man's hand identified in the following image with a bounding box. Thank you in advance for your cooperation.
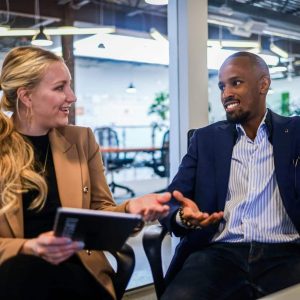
[21,231,84,265]
[173,190,223,228]
[127,192,171,222]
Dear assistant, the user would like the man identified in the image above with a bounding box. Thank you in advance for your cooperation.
[160,52,300,299]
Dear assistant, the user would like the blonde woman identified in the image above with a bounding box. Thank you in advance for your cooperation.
[0,46,170,300]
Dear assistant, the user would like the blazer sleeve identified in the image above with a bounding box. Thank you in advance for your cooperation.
[0,237,26,264]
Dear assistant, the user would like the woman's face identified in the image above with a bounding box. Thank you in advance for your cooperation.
[26,61,76,134]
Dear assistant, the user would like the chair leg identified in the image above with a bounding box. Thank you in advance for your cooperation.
[109,181,135,197]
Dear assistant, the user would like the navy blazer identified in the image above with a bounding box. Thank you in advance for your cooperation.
[161,110,300,257]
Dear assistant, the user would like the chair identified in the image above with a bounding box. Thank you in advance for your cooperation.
[142,129,196,299]
[111,243,135,300]
[145,128,170,178]
[94,127,135,197]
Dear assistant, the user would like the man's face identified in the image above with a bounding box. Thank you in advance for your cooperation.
[218,57,267,125]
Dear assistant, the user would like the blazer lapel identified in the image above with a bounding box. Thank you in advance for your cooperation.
[4,194,24,237]
[271,113,293,190]
[215,123,236,210]
[49,129,83,208]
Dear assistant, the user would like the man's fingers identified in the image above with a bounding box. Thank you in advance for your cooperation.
[172,190,185,203]
[199,212,223,227]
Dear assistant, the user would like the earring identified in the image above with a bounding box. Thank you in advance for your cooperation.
[25,106,33,127]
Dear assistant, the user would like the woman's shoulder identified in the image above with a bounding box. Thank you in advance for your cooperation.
[54,125,94,143]
[57,125,92,134]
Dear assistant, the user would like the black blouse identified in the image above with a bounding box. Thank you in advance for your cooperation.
[22,134,61,238]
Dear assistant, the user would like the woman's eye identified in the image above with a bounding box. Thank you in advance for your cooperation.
[55,86,64,91]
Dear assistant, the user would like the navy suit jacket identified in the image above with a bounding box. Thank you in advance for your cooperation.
[161,110,300,265]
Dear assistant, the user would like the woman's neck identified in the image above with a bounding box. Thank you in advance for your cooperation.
[13,114,49,136]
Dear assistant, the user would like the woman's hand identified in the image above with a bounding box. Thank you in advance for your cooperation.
[173,190,223,228]
[21,231,84,265]
[127,192,171,222]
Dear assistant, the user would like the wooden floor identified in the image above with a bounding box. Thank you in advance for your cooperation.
[123,285,157,300]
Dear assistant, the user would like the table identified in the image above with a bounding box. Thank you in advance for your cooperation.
[100,146,163,153]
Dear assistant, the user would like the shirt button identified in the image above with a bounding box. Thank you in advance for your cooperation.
[83,186,89,193]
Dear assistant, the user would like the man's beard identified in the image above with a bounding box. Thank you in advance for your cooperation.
[226,110,250,124]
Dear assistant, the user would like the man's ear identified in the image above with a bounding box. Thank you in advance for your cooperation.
[260,76,271,95]
[17,87,32,108]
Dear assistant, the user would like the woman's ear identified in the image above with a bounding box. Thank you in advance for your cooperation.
[260,76,271,95]
[17,87,32,108]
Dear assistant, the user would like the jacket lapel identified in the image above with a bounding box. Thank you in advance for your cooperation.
[49,128,83,208]
[215,123,236,210]
[271,112,293,190]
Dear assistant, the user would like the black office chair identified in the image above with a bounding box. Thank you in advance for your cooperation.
[142,129,196,299]
[145,129,170,178]
[111,243,135,300]
[94,127,135,197]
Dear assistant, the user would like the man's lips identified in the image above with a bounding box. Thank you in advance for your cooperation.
[223,100,240,112]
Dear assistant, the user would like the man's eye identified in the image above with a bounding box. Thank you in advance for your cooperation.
[233,80,242,86]
[218,84,225,91]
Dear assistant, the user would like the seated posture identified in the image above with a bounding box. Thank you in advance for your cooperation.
[0,46,170,300]
[160,52,300,299]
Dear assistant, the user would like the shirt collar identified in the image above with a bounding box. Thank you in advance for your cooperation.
[235,109,269,139]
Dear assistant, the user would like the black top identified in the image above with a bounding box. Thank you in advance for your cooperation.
[22,134,61,238]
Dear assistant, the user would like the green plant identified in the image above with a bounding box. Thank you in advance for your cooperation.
[148,91,169,121]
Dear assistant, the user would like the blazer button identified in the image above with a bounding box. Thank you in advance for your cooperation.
[83,186,89,193]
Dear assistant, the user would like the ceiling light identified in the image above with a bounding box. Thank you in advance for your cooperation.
[126,83,136,93]
[269,66,287,74]
[31,26,53,46]
[270,42,289,59]
[150,28,168,43]
[207,39,259,48]
[45,26,115,35]
[145,0,168,5]
[0,25,9,32]
[219,4,233,16]
[0,26,115,37]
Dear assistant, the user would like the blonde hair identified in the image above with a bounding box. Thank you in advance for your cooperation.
[0,46,62,214]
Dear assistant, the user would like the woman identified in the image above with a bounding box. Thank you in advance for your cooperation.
[0,46,170,299]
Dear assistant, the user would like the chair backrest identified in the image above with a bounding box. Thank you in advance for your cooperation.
[161,129,170,177]
[142,128,196,299]
[94,127,120,162]
[111,243,135,300]
[187,129,195,148]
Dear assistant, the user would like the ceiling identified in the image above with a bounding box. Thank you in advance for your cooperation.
[0,0,300,77]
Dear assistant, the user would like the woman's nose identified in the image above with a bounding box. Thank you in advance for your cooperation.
[66,88,77,103]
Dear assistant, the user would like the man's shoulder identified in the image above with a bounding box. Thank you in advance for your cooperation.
[270,110,300,125]
[194,120,231,134]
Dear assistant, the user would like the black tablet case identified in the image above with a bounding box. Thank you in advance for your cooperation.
[53,207,142,251]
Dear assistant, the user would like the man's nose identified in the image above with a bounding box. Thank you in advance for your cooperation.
[222,86,234,100]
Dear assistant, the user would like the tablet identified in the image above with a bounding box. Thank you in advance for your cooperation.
[53,207,143,251]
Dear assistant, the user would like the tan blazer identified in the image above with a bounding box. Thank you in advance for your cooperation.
[0,125,129,299]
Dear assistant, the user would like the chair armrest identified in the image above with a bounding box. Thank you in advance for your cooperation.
[110,243,135,300]
[143,224,169,299]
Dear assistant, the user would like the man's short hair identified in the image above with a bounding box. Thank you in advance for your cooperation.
[223,51,270,77]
